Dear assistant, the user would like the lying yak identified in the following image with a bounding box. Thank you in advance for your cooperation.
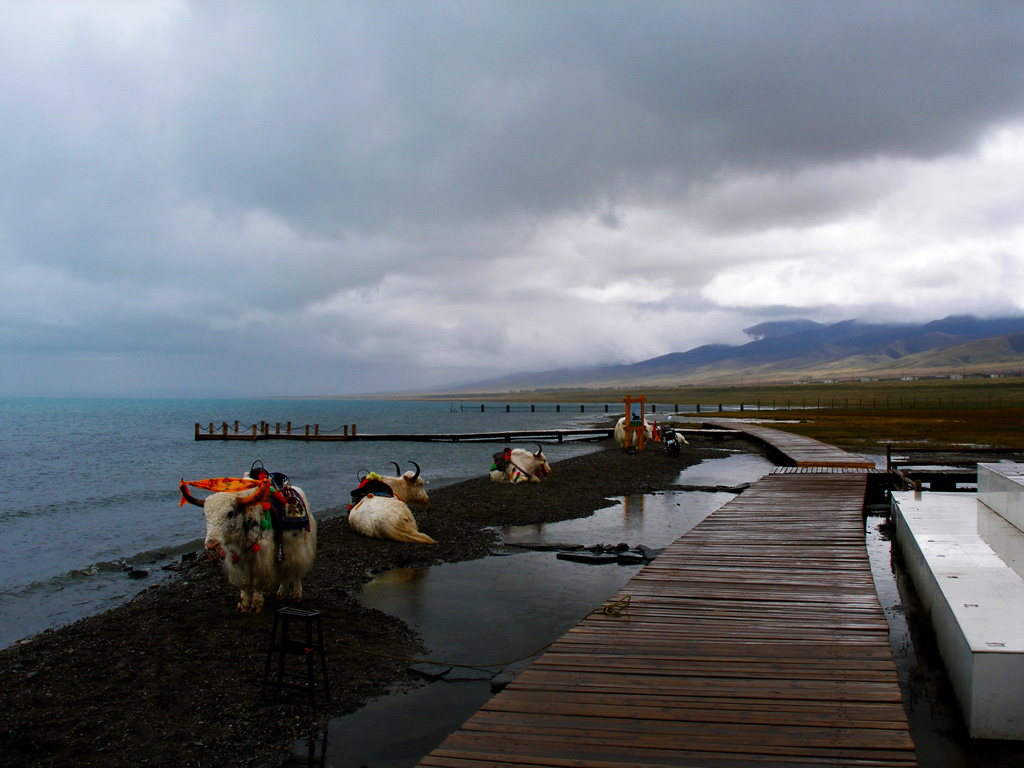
[180,474,317,612]
[346,462,435,544]
[490,445,553,483]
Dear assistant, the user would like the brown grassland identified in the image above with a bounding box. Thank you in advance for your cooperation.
[427,377,1024,452]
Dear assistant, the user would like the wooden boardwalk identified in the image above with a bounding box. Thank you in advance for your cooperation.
[706,420,876,469]
[417,472,916,767]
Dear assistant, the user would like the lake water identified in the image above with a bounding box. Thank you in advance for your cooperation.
[0,397,619,649]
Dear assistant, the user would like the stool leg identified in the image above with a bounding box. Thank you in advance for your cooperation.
[316,615,330,701]
[304,616,315,705]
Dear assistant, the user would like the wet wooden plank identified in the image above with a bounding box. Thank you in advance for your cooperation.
[415,473,916,767]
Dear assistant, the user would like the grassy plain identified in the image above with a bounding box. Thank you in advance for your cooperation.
[429,377,1024,452]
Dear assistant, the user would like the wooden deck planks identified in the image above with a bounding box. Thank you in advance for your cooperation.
[705,421,876,468]
[415,473,916,767]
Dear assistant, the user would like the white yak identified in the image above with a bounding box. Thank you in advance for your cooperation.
[181,481,317,612]
[614,416,654,449]
[346,463,435,544]
[348,495,436,544]
[489,445,553,483]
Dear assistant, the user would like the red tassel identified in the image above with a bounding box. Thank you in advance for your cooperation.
[252,543,261,552]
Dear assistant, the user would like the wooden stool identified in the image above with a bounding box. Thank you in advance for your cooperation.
[261,606,330,705]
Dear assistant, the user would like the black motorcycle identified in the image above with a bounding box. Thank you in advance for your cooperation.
[662,426,682,457]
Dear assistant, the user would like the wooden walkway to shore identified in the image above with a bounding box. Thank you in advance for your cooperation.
[705,420,876,469]
[193,423,617,444]
[417,471,915,767]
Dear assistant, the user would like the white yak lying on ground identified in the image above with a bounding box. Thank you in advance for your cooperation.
[614,416,654,448]
[180,480,317,612]
[346,463,435,544]
[489,445,553,483]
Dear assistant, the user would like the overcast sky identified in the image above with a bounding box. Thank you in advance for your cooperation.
[2,1,1024,397]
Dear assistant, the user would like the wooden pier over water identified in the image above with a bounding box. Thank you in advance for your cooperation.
[193,421,740,445]
[194,422,618,444]
[418,470,916,767]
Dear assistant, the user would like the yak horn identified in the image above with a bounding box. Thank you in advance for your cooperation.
[357,468,370,482]
[391,462,402,477]
[179,481,205,508]
[409,461,421,480]
[534,443,543,457]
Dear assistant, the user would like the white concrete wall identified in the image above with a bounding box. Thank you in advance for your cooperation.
[893,490,1024,740]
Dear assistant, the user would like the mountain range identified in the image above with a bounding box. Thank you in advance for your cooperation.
[441,315,1024,394]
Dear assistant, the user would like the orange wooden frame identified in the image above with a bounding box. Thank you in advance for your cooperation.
[623,395,647,451]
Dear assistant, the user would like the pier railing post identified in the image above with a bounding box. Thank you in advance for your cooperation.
[251,425,257,441]
[194,423,200,440]
[352,424,357,437]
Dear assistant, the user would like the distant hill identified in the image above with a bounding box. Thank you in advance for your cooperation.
[434,315,1024,394]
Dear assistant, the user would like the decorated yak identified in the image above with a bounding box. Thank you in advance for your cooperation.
[179,468,317,612]
[489,444,553,483]
[614,415,655,449]
[347,462,436,544]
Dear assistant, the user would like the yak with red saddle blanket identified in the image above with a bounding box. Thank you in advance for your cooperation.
[179,463,316,612]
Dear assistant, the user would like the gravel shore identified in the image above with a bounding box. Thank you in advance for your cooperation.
[0,438,737,768]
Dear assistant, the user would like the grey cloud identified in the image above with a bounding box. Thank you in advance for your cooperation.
[1,2,1023,396]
